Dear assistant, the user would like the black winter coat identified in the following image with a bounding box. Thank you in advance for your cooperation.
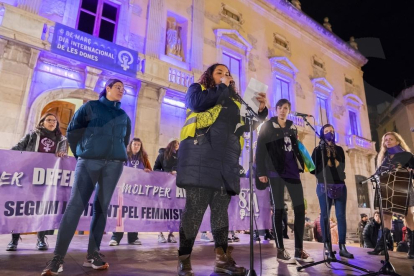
[176,83,267,195]
[255,117,304,190]
[153,148,178,172]
[310,144,346,184]
[363,218,381,248]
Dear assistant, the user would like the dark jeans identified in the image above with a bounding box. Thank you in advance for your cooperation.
[316,184,347,244]
[179,187,231,256]
[111,232,138,243]
[54,158,123,257]
[269,177,305,249]
[12,230,54,240]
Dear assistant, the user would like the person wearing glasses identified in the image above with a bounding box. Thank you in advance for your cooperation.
[41,79,131,276]
[7,113,67,253]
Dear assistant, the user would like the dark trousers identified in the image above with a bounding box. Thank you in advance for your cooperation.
[316,185,347,244]
[179,187,231,256]
[111,232,138,243]
[12,230,54,240]
[54,158,123,257]
[270,177,305,249]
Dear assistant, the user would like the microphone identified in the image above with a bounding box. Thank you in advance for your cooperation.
[292,112,313,117]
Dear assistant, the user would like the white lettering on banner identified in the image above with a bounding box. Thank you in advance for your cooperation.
[145,185,153,195]
[122,183,171,199]
[0,172,11,185]
[32,168,74,186]
[0,171,21,186]
[176,187,187,198]
[61,170,71,186]
[33,168,45,185]
[238,188,259,220]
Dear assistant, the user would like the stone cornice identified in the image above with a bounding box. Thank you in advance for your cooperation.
[253,0,368,68]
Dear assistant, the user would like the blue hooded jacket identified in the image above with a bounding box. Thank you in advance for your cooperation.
[67,96,131,161]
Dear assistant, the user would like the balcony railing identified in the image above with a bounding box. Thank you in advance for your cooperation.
[346,135,376,152]
[287,113,305,128]
[168,67,194,88]
[0,3,54,49]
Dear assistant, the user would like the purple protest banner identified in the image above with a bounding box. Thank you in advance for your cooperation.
[0,150,272,234]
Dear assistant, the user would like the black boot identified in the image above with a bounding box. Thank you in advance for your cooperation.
[367,245,384,255]
[408,230,414,259]
[339,243,354,259]
[323,242,336,259]
[36,232,49,251]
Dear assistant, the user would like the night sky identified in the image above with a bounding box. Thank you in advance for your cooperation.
[299,0,414,106]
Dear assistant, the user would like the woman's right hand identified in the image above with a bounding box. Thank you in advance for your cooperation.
[259,176,268,183]
[56,152,67,158]
[220,75,233,87]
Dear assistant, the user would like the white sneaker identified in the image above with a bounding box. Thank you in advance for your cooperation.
[200,233,214,242]
[129,239,142,245]
[108,240,118,246]
[58,264,63,273]
[158,233,167,243]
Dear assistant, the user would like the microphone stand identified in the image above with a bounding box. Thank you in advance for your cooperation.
[359,170,400,276]
[296,116,371,274]
[236,94,263,276]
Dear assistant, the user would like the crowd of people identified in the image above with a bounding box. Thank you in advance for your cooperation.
[4,63,414,276]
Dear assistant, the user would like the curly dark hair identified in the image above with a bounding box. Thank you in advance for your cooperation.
[198,63,238,99]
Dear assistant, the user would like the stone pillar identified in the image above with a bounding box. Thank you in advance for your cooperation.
[134,83,165,163]
[190,0,205,74]
[17,0,42,14]
[145,0,166,58]
[0,41,38,148]
[16,48,40,140]
[84,66,102,90]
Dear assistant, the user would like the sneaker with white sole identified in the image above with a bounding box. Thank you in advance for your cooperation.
[129,238,142,245]
[277,248,296,264]
[168,234,177,243]
[294,248,314,263]
[158,233,167,243]
[83,251,109,270]
[108,240,118,246]
[41,255,64,276]
[200,232,214,242]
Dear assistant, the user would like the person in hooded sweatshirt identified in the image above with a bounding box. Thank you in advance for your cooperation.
[153,138,179,244]
[7,113,67,252]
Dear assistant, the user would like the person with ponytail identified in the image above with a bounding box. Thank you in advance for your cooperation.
[41,79,131,276]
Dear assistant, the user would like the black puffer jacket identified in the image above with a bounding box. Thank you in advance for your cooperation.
[153,148,178,172]
[255,117,304,190]
[363,218,393,249]
[176,83,267,195]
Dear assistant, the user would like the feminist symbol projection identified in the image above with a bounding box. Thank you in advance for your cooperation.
[118,50,134,71]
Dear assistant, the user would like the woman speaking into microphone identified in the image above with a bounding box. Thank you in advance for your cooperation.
[176,63,268,276]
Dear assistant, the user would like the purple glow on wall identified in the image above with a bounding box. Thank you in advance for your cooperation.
[163,97,185,108]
